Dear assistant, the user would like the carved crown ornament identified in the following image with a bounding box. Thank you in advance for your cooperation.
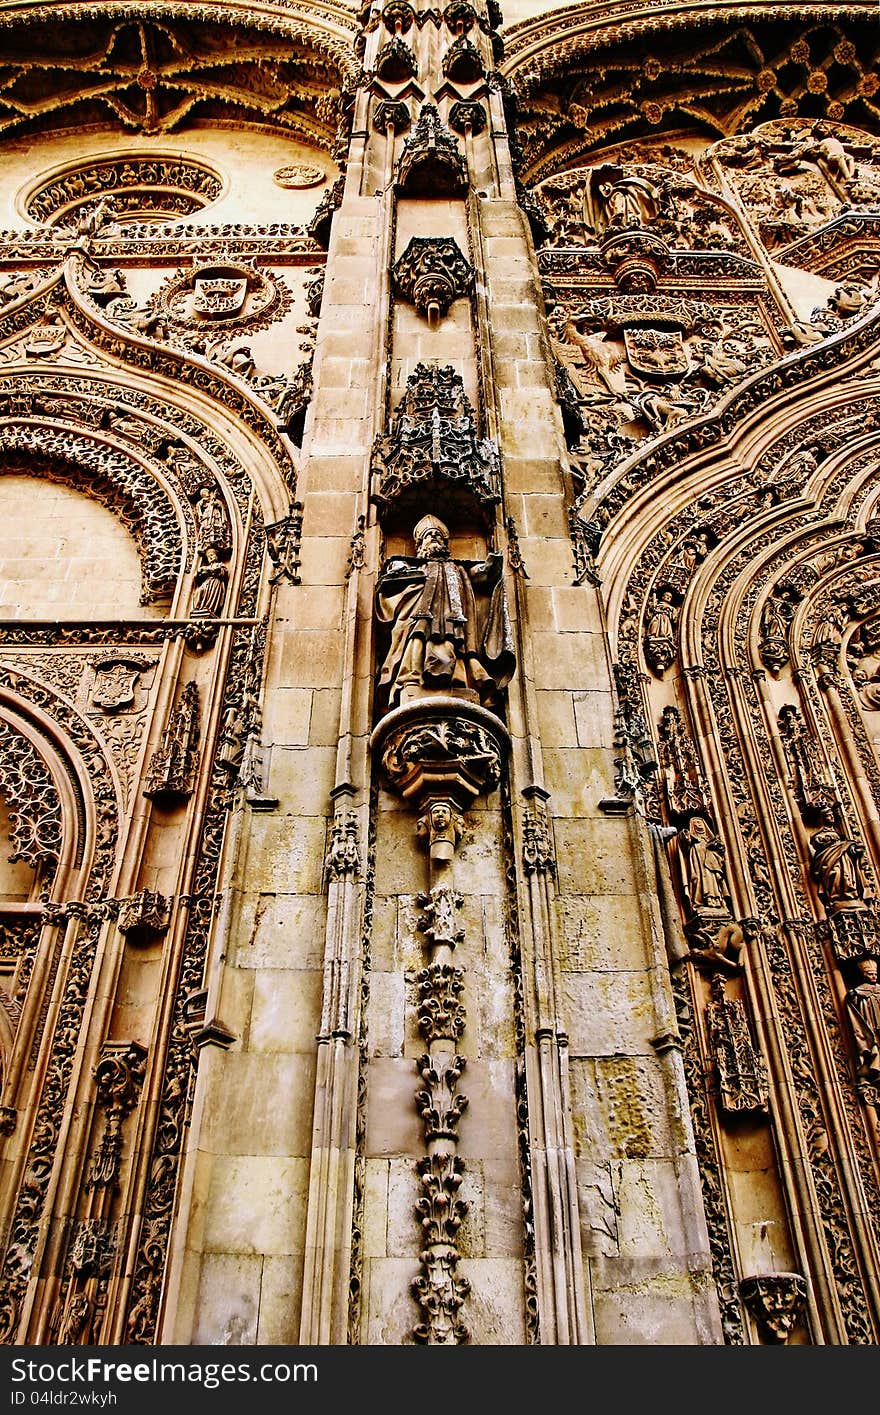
[145,261,294,352]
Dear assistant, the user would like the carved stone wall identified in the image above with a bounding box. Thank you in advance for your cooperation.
[0,0,878,1349]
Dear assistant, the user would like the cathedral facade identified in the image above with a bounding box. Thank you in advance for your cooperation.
[0,0,879,1347]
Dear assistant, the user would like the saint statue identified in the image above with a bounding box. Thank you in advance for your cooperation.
[809,820,870,912]
[375,514,515,713]
[845,958,880,1084]
[679,814,730,913]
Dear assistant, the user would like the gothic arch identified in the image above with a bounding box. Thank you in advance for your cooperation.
[591,321,880,1340]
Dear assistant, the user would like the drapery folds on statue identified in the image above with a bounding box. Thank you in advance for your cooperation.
[375,515,515,715]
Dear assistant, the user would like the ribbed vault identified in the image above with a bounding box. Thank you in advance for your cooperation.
[501,3,880,182]
[0,1,359,146]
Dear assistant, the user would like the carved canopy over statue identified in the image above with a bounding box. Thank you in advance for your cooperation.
[374,514,515,715]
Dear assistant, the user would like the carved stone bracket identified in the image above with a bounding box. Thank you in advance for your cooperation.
[370,698,508,810]
[392,236,474,326]
[373,99,411,135]
[448,101,487,137]
[740,1272,808,1343]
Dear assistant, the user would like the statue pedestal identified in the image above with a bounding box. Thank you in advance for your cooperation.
[369,695,510,810]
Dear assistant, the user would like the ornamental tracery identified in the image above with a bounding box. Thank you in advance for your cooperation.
[0,719,62,872]
[0,8,356,146]
[503,13,880,182]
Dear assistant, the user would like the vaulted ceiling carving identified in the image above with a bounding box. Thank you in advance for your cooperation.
[501,6,880,182]
[0,3,358,145]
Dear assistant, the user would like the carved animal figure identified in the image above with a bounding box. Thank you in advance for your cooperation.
[560,317,630,398]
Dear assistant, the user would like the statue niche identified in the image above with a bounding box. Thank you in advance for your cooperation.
[374,514,515,719]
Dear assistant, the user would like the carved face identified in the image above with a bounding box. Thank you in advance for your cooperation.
[415,523,449,560]
[430,803,452,832]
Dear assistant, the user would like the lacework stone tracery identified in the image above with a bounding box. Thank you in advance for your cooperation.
[0,719,62,870]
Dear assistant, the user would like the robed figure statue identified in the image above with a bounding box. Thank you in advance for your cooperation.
[375,514,516,713]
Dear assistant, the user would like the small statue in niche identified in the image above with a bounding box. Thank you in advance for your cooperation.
[676,814,744,972]
[190,546,228,618]
[374,514,515,714]
[809,818,873,913]
[591,171,659,234]
[643,588,678,674]
[194,485,230,557]
[845,957,880,1086]
[679,813,730,913]
[189,485,230,619]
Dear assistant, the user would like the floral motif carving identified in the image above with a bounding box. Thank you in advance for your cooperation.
[88,1042,148,1189]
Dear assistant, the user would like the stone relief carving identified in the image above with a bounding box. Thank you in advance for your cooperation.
[392,236,474,325]
[89,656,152,715]
[777,705,837,820]
[0,419,183,604]
[845,958,880,1103]
[266,502,304,586]
[713,119,880,253]
[740,1272,809,1343]
[23,156,223,227]
[128,260,296,356]
[370,363,501,513]
[643,590,678,677]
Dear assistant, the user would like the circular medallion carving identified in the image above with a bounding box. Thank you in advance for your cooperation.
[273,164,326,190]
[150,261,294,352]
[19,154,224,227]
